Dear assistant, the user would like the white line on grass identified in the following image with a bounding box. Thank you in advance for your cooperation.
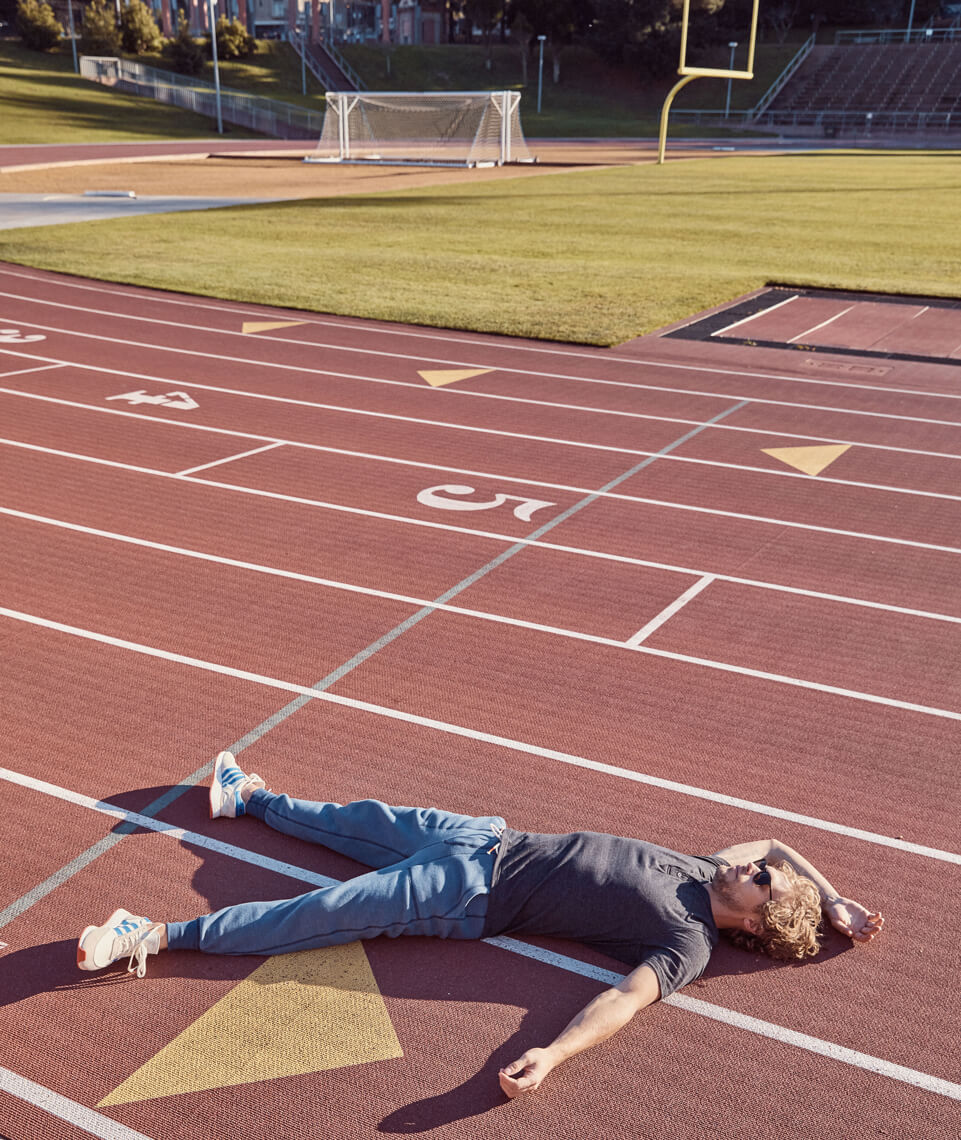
[2,274,960,405]
[2,767,959,1107]
[2,390,960,557]
[3,305,961,432]
[1,607,959,861]
[5,437,961,629]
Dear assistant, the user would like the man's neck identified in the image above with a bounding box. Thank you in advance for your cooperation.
[705,882,741,932]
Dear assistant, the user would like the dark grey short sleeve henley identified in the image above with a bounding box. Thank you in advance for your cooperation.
[481,829,722,998]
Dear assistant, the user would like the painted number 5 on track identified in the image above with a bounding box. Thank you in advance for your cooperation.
[416,484,556,522]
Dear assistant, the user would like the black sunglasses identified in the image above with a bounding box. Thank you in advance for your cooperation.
[753,859,773,900]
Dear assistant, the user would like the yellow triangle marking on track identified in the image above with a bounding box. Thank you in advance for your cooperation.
[761,443,852,476]
[241,321,306,334]
[418,368,493,387]
[97,944,402,1105]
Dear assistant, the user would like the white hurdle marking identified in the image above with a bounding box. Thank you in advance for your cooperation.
[176,441,285,477]
[626,575,715,647]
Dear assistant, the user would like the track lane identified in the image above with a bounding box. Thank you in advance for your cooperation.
[327,613,960,852]
[3,265,960,1139]
[5,266,961,407]
[640,578,961,714]
[1,703,957,1102]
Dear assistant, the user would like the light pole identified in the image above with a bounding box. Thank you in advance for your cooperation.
[905,0,917,42]
[536,34,546,114]
[207,0,224,134]
[724,41,737,118]
[66,0,78,72]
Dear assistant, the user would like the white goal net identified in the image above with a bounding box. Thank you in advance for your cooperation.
[306,91,535,168]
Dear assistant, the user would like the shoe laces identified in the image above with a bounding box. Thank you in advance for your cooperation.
[116,925,154,979]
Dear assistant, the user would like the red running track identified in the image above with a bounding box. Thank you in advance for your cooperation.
[0,263,960,1140]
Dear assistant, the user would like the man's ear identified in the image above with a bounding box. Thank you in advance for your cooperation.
[742,915,763,937]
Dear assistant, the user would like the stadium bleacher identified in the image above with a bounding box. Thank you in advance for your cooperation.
[762,41,961,132]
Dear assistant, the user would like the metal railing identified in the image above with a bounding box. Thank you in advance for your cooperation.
[834,27,961,44]
[322,38,366,91]
[670,106,961,135]
[750,32,816,116]
[79,56,324,139]
[288,33,336,90]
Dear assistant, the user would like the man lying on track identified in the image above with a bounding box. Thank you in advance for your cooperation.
[77,753,884,1099]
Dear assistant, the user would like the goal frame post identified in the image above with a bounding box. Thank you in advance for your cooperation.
[306,90,534,168]
[658,0,761,164]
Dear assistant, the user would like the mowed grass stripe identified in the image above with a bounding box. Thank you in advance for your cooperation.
[0,153,958,345]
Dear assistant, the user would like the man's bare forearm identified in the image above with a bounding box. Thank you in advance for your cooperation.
[543,986,641,1065]
[769,841,841,902]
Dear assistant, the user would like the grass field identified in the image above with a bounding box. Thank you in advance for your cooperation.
[2,151,958,345]
[0,40,236,142]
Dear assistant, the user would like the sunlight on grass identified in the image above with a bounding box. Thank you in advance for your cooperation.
[1,152,958,344]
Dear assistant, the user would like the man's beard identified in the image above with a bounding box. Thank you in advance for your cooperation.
[711,870,741,908]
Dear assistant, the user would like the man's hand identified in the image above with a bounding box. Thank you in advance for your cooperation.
[825,897,884,943]
[498,1047,555,1098]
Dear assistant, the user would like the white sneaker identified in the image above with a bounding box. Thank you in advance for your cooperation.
[209,751,265,819]
[77,908,161,978]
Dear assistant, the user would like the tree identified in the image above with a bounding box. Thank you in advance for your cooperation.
[763,0,800,43]
[207,14,255,59]
[15,0,63,51]
[79,0,121,54]
[120,0,163,52]
[464,0,503,65]
[163,12,204,73]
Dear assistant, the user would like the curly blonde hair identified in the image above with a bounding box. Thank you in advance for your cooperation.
[725,860,823,961]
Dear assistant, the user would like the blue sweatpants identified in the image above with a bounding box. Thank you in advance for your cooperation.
[166,792,506,956]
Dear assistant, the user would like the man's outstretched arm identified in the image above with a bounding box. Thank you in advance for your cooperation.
[713,839,884,943]
[498,963,661,1099]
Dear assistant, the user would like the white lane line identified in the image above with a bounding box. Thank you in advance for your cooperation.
[488,939,961,1104]
[5,437,961,630]
[788,305,856,344]
[5,356,961,468]
[0,503,641,650]
[4,308,961,432]
[2,766,958,1107]
[3,390,961,557]
[0,1066,155,1140]
[626,575,715,647]
[711,294,800,337]
[3,372,960,510]
[7,505,961,709]
[1,606,960,861]
[5,275,959,406]
[175,441,284,477]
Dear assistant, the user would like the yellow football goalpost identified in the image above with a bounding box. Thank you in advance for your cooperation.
[657,0,761,164]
